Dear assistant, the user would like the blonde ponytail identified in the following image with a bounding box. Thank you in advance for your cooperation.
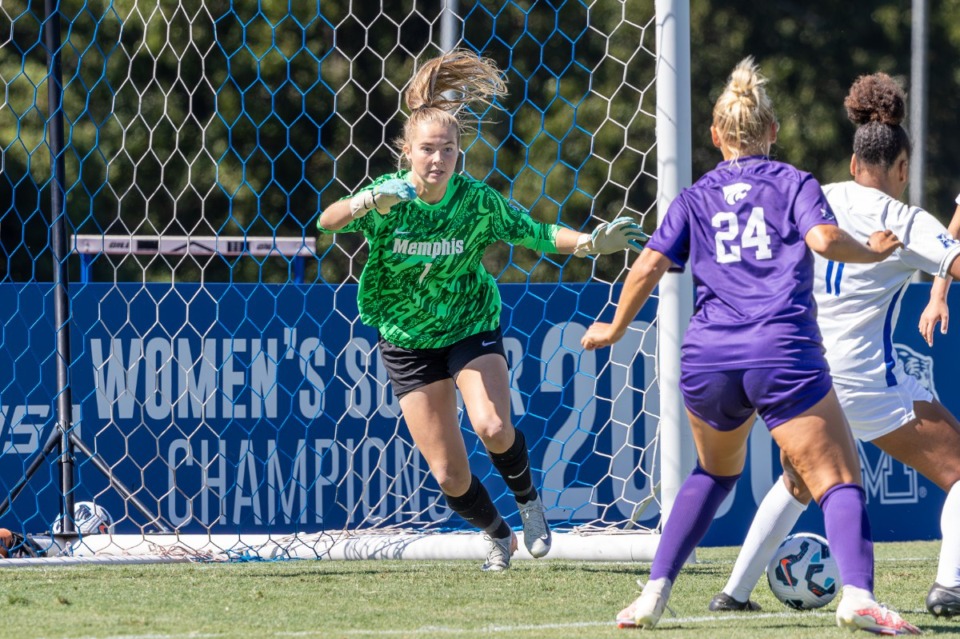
[396,49,507,166]
[712,57,778,160]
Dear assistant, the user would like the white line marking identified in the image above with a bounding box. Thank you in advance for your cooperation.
[309,611,835,636]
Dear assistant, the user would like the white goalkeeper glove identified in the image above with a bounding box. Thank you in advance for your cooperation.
[574,217,649,257]
[349,179,417,218]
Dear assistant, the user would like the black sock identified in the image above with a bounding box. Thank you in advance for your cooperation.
[444,475,511,539]
[489,429,537,504]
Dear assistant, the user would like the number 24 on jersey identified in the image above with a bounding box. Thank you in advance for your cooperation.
[712,207,773,263]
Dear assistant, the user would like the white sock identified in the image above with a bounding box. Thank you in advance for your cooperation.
[641,577,673,610]
[840,584,876,604]
[936,481,960,587]
[724,476,809,603]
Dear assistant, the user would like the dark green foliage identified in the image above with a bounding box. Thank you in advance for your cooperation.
[2,1,957,284]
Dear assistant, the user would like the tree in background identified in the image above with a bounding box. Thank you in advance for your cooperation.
[2,0,957,284]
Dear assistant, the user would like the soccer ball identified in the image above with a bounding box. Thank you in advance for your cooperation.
[766,532,840,610]
[53,501,114,535]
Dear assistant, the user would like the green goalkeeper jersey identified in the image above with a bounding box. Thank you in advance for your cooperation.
[318,171,560,349]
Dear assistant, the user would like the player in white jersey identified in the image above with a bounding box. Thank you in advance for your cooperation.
[710,72,960,621]
[817,180,960,395]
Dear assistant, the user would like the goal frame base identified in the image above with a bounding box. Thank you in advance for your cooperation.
[53,530,662,563]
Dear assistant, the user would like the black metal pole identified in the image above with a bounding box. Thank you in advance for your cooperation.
[67,434,174,533]
[0,424,62,516]
[44,0,76,535]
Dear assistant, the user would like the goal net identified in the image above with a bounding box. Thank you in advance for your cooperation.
[0,1,689,564]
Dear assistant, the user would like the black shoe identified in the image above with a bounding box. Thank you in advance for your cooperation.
[927,582,960,617]
[709,592,761,612]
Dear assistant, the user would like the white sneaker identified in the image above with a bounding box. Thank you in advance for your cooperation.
[481,531,517,572]
[518,496,552,558]
[616,578,672,629]
[836,588,921,635]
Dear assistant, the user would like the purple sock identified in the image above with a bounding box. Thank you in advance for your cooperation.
[819,483,874,592]
[650,464,739,582]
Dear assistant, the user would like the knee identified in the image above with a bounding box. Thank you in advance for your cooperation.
[782,469,813,504]
[473,414,510,449]
[433,466,472,496]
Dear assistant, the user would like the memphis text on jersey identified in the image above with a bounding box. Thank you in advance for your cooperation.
[392,237,465,257]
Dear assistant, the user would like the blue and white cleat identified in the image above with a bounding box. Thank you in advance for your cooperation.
[518,496,552,558]
[481,531,517,572]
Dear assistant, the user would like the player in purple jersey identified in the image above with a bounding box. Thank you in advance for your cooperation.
[581,58,918,635]
[710,73,960,621]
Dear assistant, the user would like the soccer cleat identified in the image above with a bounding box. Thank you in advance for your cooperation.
[926,583,960,618]
[518,496,552,558]
[836,594,921,635]
[481,531,517,572]
[616,578,672,629]
[709,592,761,612]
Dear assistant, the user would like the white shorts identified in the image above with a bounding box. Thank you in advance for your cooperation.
[834,374,933,442]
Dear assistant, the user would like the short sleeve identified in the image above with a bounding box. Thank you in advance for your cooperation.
[900,208,960,278]
[792,174,837,237]
[486,188,558,252]
[645,194,690,267]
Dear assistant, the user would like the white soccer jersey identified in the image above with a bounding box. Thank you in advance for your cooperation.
[815,181,960,388]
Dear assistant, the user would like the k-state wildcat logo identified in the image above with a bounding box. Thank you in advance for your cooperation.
[722,183,752,205]
[895,343,939,400]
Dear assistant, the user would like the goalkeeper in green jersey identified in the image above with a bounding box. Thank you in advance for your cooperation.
[318,49,645,571]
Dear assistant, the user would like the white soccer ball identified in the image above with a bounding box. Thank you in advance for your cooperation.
[766,532,840,610]
[53,501,115,535]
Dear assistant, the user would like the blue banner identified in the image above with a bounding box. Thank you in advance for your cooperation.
[0,282,954,545]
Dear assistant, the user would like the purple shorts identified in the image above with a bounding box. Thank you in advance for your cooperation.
[679,366,833,431]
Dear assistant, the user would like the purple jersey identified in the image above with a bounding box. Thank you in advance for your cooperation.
[646,156,837,371]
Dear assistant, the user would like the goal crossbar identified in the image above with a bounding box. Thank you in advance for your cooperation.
[72,234,316,283]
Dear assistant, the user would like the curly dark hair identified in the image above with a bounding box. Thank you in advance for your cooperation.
[843,73,911,169]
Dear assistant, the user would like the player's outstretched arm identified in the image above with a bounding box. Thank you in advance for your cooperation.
[318,179,417,231]
[553,217,648,256]
[804,224,902,263]
[581,247,671,350]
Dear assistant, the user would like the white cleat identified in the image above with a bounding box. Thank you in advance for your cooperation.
[836,589,921,635]
[481,531,517,572]
[518,496,552,558]
[616,578,672,629]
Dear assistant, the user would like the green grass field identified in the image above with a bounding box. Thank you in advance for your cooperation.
[0,541,957,639]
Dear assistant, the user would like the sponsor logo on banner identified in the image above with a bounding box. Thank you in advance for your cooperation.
[896,342,939,400]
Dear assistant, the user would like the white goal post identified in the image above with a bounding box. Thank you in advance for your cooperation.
[0,1,693,565]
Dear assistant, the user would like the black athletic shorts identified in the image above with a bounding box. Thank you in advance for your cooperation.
[377,327,508,398]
